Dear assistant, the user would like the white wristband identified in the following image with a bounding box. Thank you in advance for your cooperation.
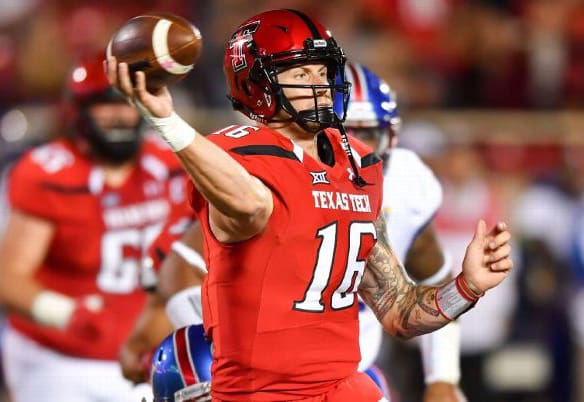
[435,274,482,320]
[134,100,196,152]
[420,321,461,384]
[31,290,76,329]
[165,286,203,329]
[171,241,207,273]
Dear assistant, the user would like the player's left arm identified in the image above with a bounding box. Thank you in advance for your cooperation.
[359,214,513,339]
[358,214,443,337]
[119,292,172,384]
[0,209,55,318]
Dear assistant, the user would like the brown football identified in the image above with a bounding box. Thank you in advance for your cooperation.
[107,13,202,90]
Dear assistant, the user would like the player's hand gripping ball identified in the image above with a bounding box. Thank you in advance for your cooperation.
[107,13,202,91]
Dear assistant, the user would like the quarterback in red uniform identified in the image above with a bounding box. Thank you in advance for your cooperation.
[108,9,513,401]
[190,124,383,399]
[0,54,187,402]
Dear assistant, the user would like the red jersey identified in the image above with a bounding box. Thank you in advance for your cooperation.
[191,125,383,400]
[7,137,188,360]
[145,201,195,276]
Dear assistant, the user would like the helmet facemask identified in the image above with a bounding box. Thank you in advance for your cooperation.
[234,36,351,132]
[224,23,350,132]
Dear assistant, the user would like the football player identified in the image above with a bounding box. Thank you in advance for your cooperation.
[0,53,188,402]
[108,9,513,401]
[337,63,465,402]
[121,63,465,402]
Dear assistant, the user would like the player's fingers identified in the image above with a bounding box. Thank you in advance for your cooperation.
[105,56,117,85]
[496,221,507,233]
[117,62,135,97]
[487,221,507,236]
[488,244,511,263]
[490,257,513,272]
[472,219,486,243]
[486,229,511,250]
[134,71,149,100]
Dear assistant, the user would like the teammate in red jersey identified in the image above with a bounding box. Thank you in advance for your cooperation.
[108,9,513,401]
[0,54,188,402]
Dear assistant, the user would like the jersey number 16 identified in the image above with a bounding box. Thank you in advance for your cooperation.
[294,221,376,312]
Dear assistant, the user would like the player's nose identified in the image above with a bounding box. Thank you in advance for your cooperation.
[313,73,328,86]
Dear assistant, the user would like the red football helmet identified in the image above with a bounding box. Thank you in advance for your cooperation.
[223,9,350,132]
[68,54,121,105]
[67,53,143,164]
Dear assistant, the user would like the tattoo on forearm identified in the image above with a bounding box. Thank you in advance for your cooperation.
[359,215,443,337]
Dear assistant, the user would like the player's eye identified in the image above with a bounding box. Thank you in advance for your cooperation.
[294,72,307,80]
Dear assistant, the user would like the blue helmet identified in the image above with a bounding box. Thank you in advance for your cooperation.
[151,325,212,402]
[334,62,401,160]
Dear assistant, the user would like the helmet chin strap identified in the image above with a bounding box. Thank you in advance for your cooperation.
[335,120,368,188]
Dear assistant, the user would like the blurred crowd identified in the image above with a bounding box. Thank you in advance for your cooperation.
[4,0,584,109]
[2,0,584,105]
[1,0,584,401]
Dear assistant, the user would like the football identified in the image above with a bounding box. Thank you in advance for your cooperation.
[106,13,202,90]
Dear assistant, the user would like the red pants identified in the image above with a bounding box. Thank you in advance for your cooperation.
[213,372,385,402]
